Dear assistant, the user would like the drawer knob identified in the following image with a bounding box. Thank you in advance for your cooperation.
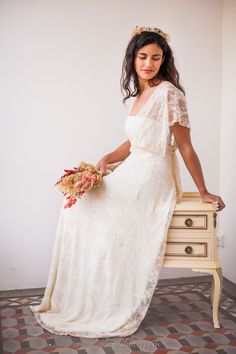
[185,246,193,254]
[185,218,193,227]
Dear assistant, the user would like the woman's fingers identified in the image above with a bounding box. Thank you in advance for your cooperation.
[201,193,226,211]
[217,198,225,211]
[212,197,225,211]
[95,163,107,176]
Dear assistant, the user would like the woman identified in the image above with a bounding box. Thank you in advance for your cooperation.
[97,26,225,210]
[30,26,225,338]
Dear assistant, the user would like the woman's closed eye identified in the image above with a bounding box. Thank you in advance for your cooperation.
[138,55,161,61]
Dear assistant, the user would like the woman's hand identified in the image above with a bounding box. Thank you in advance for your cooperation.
[95,156,110,177]
[95,140,131,177]
[200,191,226,212]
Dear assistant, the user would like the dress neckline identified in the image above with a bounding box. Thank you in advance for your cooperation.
[128,81,167,117]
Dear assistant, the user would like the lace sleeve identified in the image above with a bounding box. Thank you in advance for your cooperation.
[167,87,191,129]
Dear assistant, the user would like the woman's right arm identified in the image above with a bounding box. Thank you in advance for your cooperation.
[95,140,131,175]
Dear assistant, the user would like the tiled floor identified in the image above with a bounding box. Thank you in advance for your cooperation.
[0,276,236,354]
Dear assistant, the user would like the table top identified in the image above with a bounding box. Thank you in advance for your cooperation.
[175,192,217,212]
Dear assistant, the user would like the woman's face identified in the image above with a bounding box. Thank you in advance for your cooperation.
[134,43,164,86]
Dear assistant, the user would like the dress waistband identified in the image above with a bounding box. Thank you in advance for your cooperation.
[130,144,177,155]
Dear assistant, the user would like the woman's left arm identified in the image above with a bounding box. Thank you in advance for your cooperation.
[171,124,226,211]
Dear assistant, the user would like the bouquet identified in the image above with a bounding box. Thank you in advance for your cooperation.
[55,161,103,208]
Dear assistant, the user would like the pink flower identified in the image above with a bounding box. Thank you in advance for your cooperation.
[64,197,77,208]
[74,181,83,188]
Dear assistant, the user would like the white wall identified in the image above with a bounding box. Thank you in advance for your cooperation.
[218,0,236,283]
[0,0,224,290]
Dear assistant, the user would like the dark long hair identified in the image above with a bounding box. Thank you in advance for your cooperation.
[120,31,185,103]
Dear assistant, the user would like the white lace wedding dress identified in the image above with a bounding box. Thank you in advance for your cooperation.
[30,80,191,338]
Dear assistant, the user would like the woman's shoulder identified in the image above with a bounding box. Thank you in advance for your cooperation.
[156,81,186,105]
[161,81,184,95]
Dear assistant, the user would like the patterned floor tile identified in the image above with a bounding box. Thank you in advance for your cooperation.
[0,281,236,353]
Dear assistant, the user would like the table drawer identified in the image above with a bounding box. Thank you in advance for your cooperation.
[165,241,208,258]
[169,214,208,230]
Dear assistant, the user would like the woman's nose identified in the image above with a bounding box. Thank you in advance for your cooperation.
[144,57,152,67]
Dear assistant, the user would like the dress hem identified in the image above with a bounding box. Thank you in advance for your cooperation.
[29,198,177,338]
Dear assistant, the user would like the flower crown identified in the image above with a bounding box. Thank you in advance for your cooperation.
[131,25,170,43]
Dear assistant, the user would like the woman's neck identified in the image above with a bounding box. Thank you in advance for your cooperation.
[139,79,163,93]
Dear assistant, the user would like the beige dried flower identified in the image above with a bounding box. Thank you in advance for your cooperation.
[131,25,170,43]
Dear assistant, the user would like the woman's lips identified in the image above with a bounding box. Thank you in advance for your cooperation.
[142,70,154,73]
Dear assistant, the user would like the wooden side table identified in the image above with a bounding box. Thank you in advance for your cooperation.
[163,191,223,328]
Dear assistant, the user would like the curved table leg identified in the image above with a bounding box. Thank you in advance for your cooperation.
[192,268,223,328]
[211,268,223,328]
